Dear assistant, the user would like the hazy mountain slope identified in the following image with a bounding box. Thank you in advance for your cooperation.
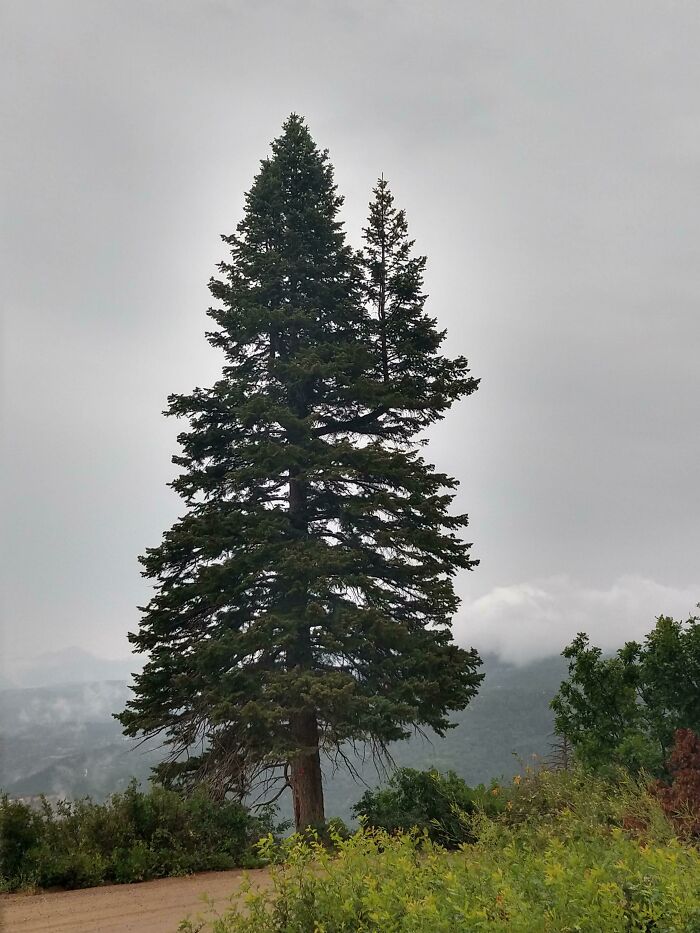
[1,655,568,818]
[320,654,567,821]
[1,648,139,689]
[0,680,131,732]
[0,681,160,799]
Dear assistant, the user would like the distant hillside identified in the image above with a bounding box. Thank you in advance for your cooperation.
[320,654,568,821]
[0,681,160,799]
[0,647,139,689]
[0,655,568,819]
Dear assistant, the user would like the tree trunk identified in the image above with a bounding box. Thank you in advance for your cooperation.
[290,709,325,829]
[287,468,325,829]
[378,193,389,383]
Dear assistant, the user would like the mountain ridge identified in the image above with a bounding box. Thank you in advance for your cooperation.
[0,653,569,821]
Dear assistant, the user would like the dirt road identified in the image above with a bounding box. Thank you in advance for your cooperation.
[0,868,271,932]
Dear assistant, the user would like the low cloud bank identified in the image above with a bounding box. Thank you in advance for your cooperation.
[4,577,698,689]
[456,575,700,666]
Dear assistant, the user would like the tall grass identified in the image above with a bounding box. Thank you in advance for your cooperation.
[180,768,700,932]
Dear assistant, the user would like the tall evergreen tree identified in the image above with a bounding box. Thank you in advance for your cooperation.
[361,175,473,429]
[119,116,481,829]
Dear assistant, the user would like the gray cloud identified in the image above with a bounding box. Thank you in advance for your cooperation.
[2,1,699,669]
[456,575,700,665]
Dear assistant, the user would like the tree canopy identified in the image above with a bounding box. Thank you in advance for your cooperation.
[551,612,700,775]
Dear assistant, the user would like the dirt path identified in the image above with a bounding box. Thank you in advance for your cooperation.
[0,867,271,933]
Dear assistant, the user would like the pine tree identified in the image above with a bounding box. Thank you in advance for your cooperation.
[361,176,474,430]
[118,117,482,829]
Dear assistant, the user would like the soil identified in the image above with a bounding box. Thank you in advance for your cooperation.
[0,867,271,932]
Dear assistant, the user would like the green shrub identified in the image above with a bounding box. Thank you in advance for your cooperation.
[0,782,276,892]
[293,816,352,852]
[551,614,700,777]
[0,795,42,885]
[30,846,107,890]
[182,771,700,932]
[353,767,506,847]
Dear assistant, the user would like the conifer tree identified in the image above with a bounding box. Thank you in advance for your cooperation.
[119,117,481,829]
[361,176,473,429]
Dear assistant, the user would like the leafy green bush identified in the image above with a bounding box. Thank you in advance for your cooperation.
[500,763,668,834]
[353,767,506,847]
[0,782,275,892]
[181,771,700,932]
[0,797,42,882]
[552,613,700,776]
[295,816,352,850]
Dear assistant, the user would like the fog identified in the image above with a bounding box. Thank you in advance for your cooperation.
[3,1,699,676]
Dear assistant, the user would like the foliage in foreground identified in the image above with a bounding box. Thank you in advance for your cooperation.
[0,782,274,892]
[552,613,700,775]
[654,728,700,838]
[353,766,507,847]
[181,769,700,933]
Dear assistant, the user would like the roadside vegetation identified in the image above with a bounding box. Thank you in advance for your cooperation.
[180,765,700,933]
[0,782,275,891]
[3,613,699,932]
[173,614,700,930]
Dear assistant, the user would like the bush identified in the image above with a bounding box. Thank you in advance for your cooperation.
[181,771,700,932]
[352,767,506,847]
[551,614,700,777]
[653,728,700,838]
[0,797,42,884]
[0,782,275,892]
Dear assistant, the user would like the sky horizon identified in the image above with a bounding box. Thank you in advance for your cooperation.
[3,1,699,679]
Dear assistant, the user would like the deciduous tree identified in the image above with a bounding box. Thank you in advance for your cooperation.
[551,613,700,775]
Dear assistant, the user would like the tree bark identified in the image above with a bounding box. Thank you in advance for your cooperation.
[290,709,325,829]
[287,468,326,829]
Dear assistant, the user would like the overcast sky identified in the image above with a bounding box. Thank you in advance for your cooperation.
[2,0,699,676]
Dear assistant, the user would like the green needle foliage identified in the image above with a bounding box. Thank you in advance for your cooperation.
[118,115,481,829]
[362,175,471,423]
